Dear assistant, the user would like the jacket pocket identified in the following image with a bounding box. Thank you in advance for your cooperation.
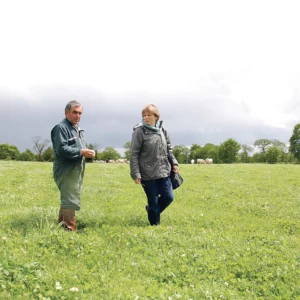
[68,137,77,145]
[140,160,159,179]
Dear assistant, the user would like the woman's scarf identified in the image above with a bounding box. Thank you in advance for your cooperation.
[142,120,162,132]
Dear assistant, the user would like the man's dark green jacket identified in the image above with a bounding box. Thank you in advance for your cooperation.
[51,118,85,185]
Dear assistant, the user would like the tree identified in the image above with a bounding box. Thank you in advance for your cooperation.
[202,143,217,160]
[124,141,131,160]
[85,143,96,163]
[270,139,282,147]
[85,142,101,162]
[252,152,265,163]
[218,138,241,163]
[254,139,271,154]
[190,144,201,153]
[42,147,54,162]
[0,144,20,160]
[32,136,50,161]
[193,143,219,163]
[98,147,121,161]
[189,144,201,160]
[173,145,190,164]
[265,146,280,164]
[19,149,35,161]
[270,139,288,163]
[86,142,101,158]
[289,123,300,162]
[93,142,101,158]
[207,145,220,163]
[240,144,254,163]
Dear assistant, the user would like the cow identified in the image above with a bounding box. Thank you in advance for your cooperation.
[197,159,206,164]
[191,159,195,164]
[116,159,126,163]
[106,159,115,163]
[205,158,213,164]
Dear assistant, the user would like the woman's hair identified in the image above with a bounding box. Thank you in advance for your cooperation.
[65,100,82,112]
[141,104,160,119]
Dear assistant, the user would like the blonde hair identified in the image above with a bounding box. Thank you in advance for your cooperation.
[141,104,160,120]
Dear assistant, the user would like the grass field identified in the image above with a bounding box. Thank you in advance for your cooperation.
[0,161,299,299]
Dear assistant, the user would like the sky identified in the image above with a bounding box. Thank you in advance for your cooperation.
[1,0,300,155]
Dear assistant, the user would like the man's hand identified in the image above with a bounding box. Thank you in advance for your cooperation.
[81,149,95,158]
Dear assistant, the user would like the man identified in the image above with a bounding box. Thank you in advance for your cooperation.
[51,100,95,231]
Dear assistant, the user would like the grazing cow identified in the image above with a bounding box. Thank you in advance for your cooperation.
[116,159,126,163]
[197,159,206,164]
[191,159,195,164]
[106,159,115,163]
[205,158,213,164]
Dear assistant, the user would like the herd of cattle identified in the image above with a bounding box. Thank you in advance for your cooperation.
[95,159,129,163]
[95,158,213,164]
[191,158,213,164]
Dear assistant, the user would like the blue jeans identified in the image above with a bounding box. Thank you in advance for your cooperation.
[141,177,174,225]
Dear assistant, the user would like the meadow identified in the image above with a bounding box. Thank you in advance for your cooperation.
[0,161,299,300]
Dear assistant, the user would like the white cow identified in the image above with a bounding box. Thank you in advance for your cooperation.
[116,159,126,163]
[197,159,206,164]
[205,158,213,164]
[191,159,195,164]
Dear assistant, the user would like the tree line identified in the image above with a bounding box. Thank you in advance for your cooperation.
[2,124,300,164]
[0,137,123,162]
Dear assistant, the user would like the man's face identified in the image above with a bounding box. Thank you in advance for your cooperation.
[65,106,83,126]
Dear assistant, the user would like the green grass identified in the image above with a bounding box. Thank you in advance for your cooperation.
[0,161,299,299]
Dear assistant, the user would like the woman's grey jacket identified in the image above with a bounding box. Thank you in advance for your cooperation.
[130,124,178,180]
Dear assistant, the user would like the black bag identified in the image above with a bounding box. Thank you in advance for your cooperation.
[163,130,184,190]
[170,170,184,189]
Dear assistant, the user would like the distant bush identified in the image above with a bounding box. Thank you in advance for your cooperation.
[0,143,20,160]
[19,149,36,161]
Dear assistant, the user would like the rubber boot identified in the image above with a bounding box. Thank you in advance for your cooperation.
[61,209,76,231]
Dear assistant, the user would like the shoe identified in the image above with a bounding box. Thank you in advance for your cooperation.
[59,209,76,231]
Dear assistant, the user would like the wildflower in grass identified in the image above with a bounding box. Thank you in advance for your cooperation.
[2,237,7,241]
[225,282,229,287]
[70,287,79,292]
[55,281,63,290]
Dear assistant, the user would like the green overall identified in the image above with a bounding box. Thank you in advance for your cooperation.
[51,118,85,211]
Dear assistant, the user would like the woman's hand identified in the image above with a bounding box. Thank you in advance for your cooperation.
[134,178,141,184]
[173,165,179,174]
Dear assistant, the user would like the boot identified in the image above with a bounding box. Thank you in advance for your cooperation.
[61,209,76,231]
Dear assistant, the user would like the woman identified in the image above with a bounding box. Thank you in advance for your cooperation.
[130,104,179,225]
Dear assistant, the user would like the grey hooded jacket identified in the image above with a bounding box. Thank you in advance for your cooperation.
[130,123,178,180]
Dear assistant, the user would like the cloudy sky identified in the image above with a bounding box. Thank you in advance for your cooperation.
[1,0,300,154]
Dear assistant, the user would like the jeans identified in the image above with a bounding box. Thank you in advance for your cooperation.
[141,177,174,225]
